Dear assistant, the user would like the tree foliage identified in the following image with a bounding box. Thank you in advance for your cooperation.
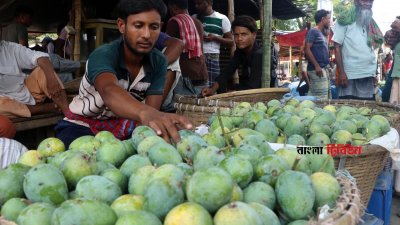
[274,0,318,31]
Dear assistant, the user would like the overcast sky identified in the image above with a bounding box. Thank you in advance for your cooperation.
[372,0,398,33]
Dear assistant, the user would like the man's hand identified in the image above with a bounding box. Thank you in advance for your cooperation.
[37,57,69,114]
[315,65,323,78]
[338,72,348,87]
[204,34,216,42]
[201,87,216,97]
[46,73,64,99]
[139,108,193,144]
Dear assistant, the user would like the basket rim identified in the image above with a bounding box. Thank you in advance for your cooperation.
[314,99,400,111]
[204,87,290,100]
[331,144,387,157]
[174,95,238,107]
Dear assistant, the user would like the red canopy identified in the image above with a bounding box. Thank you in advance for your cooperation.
[276,30,308,47]
[277,29,334,47]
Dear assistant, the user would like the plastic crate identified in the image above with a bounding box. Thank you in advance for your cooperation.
[366,170,393,225]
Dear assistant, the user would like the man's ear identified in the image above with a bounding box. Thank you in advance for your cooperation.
[117,18,125,34]
[252,32,257,40]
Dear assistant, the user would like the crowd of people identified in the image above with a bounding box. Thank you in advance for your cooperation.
[297,0,399,103]
[0,0,399,167]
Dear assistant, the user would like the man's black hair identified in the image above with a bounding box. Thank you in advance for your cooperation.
[115,0,167,21]
[14,5,33,17]
[232,15,257,33]
[314,9,330,24]
[168,0,188,10]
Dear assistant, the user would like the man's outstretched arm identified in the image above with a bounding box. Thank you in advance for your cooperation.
[95,73,192,143]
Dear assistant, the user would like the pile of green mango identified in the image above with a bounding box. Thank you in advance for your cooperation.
[0,114,349,225]
[208,98,391,147]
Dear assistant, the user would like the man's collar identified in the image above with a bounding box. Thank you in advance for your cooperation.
[242,41,260,55]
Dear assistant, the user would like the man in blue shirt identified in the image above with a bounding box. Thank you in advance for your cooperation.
[55,0,192,147]
[304,9,331,100]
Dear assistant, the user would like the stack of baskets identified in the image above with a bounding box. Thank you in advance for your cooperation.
[175,90,399,207]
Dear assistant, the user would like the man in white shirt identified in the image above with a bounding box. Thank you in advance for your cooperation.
[0,41,69,118]
[333,0,383,100]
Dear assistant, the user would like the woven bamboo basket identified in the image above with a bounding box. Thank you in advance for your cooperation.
[174,94,242,127]
[204,87,290,102]
[176,98,398,206]
[309,173,362,225]
[174,88,288,127]
[174,102,232,127]
[332,145,388,207]
[315,99,400,206]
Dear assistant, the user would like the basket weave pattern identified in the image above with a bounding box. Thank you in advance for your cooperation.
[204,88,289,102]
[310,174,362,225]
[332,145,389,206]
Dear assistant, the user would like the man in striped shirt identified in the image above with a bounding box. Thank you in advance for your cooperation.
[55,0,192,147]
[193,0,234,87]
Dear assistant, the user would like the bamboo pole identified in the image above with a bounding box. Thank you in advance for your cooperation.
[227,0,239,86]
[289,46,292,81]
[261,0,272,87]
[258,0,264,29]
[73,0,81,61]
[227,0,235,22]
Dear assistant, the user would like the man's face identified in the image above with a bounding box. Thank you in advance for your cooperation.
[194,0,209,15]
[391,19,400,33]
[118,10,161,55]
[20,14,32,27]
[322,14,331,29]
[355,0,374,9]
[233,26,256,50]
[356,0,373,27]
[384,30,398,47]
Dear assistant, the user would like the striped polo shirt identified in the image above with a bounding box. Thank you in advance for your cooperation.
[68,38,167,120]
[193,11,231,54]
